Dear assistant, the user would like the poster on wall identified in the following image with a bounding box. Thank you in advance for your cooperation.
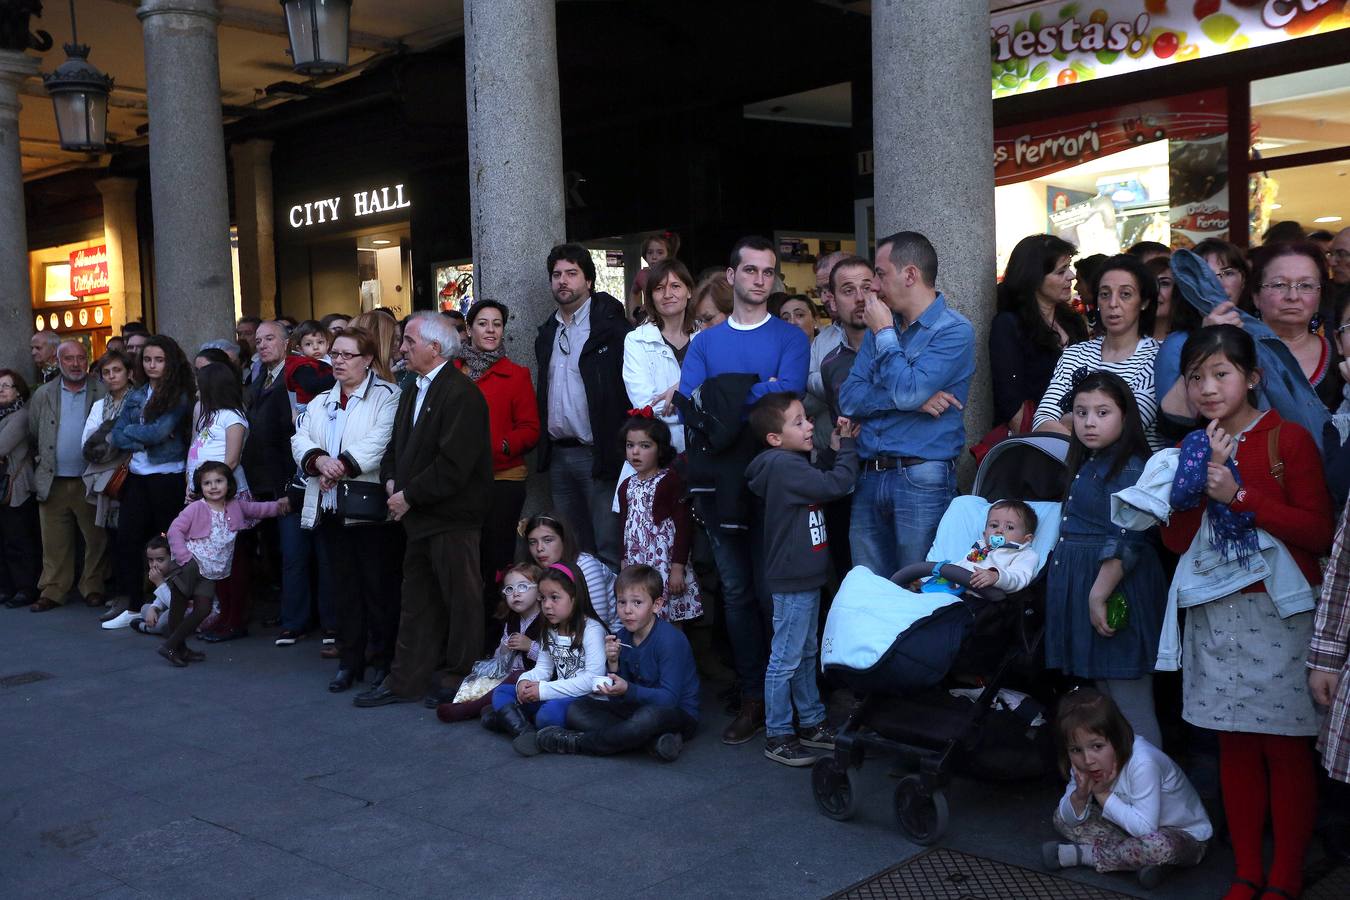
[1168,133,1230,250]
[991,0,1350,98]
[434,263,474,313]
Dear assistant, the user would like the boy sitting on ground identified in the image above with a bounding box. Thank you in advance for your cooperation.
[921,500,1039,595]
[745,392,859,767]
[534,564,700,761]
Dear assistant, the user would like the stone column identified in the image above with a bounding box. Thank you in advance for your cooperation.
[0,50,39,372]
[230,139,276,320]
[463,0,565,365]
[96,177,144,333]
[872,0,995,473]
[138,0,234,353]
[464,0,567,516]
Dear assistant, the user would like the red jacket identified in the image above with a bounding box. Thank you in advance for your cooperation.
[456,357,540,472]
[1161,410,1333,587]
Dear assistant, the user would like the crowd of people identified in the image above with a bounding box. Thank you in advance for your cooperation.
[4,222,1350,899]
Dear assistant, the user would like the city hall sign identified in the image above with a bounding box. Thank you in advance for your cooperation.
[288,183,412,229]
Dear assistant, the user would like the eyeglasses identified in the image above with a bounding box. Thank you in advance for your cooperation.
[1336,322,1350,337]
[501,581,535,598]
[1259,281,1321,297]
[558,324,570,356]
[329,350,363,361]
[1216,267,1243,281]
[1330,249,1350,261]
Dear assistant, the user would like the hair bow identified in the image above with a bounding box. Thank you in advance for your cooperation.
[626,406,655,419]
[1057,365,1093,414]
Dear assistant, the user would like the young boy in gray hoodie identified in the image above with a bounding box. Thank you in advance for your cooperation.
[745,392,859,767]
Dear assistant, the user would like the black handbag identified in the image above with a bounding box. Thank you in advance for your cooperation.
[335,480,388,522]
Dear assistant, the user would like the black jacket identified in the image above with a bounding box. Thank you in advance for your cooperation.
[242,375,296,499]
[674,372,762,531]
[533,291,632,479]
[380,362,493,540]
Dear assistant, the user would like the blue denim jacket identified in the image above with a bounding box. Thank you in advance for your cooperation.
[1168,250,1334,456]
[109,384,190,464]
[838,292,974,461]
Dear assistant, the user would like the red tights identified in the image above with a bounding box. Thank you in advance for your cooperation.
[1218,731,1316,898]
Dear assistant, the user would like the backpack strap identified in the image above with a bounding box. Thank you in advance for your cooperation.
[1267,423,1284,488]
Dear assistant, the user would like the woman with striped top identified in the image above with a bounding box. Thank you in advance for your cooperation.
[1034,255,1163,450]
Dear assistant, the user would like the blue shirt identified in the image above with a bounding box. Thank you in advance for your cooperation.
[679,313,810,411]
[837,292,974,461]
[616,617,701,721]
[55,381,88,477]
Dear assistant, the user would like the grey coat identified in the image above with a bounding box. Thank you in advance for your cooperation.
[0,406,33,507]
[28,377,105,502]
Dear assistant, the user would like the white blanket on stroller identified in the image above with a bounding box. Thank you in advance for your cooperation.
[821,567,961,672]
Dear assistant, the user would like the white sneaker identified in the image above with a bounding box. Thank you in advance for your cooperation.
[101,610,137,630]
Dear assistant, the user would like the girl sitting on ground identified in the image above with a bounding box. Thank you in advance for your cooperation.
[437,562,544,723]
[481,563,607,757]
[1042,689,1211,889]
[524,512,619,633]
[161,462,288,667]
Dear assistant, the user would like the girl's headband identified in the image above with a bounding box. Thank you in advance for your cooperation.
[547,562,576,582]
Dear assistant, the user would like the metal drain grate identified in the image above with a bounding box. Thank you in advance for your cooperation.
[0,671,54,688]
[827,848,1138,900]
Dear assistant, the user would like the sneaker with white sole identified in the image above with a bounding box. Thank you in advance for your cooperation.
[797,722,836,750]
[764,736,817,767]
[101,610,137,630]
[274,630,304,646]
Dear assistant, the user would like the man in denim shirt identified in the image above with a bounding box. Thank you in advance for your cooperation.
[839,231,973,577]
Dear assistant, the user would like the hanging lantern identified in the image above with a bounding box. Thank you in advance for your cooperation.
[281,0,352,75]
[42,4,113,153]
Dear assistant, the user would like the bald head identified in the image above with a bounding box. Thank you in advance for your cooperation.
[1331,227,1350,287]
[253,320,289,366]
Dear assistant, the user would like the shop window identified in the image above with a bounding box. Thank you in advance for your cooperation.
[1251,61,1350,160]
[1250,158,1348,242]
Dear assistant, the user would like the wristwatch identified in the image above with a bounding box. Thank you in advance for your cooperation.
[1231,488,1247,506]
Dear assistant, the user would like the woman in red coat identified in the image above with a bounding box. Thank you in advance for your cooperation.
[457,300,541,647]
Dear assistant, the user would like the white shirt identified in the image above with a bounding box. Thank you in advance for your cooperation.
[413,360,447,425]
[1056,736,1212,841]
[547,297,594,442]
[187,409,250,494]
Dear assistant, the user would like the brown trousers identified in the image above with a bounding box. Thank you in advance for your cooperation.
[37,476,109,603]
[388,529,483,698]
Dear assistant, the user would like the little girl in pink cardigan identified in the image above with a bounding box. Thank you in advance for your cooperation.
[161,461,288,666]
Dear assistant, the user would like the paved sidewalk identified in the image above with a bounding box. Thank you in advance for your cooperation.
[3,605,1234,899]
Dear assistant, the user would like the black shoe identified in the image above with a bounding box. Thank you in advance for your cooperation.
[4,592,32,610]
[368,667,390,689]
[329,667,363,693]
[764,736,816,767]
[423,682,461,709]
[512,730,541,757]
[180,648,206,663]
[480,705,506,733]
[262,615,282,628]
[200,627,248,643]
[496,702,533,739]
[274,630,304,646]
[352,685,416,708]
[535,726,584,755]
[157,645,188,668]
[649,732,684,762]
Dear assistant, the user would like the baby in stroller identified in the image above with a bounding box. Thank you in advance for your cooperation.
[919,500,1039,595]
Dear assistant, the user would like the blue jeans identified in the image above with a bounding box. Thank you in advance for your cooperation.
[491,681,573,728]
[278,511,335,632]
[547,444,620,568]
[702,518,769,699]
[849,461,955,579]
[765,590,827,738]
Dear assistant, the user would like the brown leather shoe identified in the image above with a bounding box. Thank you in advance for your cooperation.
[29,598,61,613]
[83,592,105,608]
[721,697,765,745]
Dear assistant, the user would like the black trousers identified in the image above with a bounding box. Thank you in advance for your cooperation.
[318,516,400,671]
[115,472,186,601]
[0,497,40,597]
[163,558,216,650]
[565,696,697,756]
[479,478,527,648]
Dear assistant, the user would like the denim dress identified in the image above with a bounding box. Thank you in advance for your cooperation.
[1045,452,1166,680]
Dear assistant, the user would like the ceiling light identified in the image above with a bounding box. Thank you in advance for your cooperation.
[1314,216,1343,223]
[43,1,115,152]
[372,239,392,246]
[1269,203,1282,210]
[281,0,352,75]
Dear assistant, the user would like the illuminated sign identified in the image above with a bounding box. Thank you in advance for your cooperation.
[991,0,1350,98]
[288,183,412,229]
[69,245,109,297]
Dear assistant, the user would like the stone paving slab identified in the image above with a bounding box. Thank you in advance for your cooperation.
[2,603,1237,898]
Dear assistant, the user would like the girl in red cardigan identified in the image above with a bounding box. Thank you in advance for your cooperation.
[1161,326,1333,900]
[618,413,702,624]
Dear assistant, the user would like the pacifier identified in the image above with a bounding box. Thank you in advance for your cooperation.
[988,534,1006,549]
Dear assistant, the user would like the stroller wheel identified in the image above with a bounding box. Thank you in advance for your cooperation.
[893,775,948,845]
[811,756,859,821]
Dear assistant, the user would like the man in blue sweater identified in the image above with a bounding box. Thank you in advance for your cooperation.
[535,565,700,761]
[677,235,810,745]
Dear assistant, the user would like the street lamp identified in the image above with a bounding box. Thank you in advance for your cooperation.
[41,1,113,152]
[281,0,352,75]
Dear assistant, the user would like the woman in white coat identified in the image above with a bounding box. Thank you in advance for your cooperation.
[621,258,698,452]
[291,327,401,693]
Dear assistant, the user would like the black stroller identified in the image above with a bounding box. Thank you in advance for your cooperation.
[810,434,1070,844]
